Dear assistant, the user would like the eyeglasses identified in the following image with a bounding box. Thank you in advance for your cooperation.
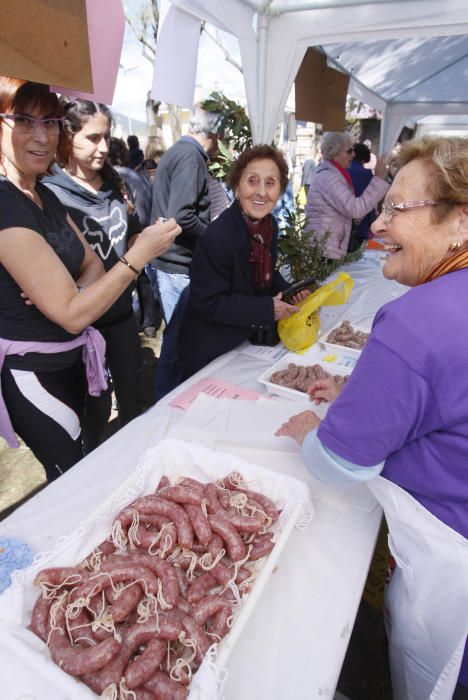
[0,113,63,135]
[381,199,446,223]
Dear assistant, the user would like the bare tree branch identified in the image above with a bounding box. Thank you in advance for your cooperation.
[125,14,155,63]
[202,25,243,74]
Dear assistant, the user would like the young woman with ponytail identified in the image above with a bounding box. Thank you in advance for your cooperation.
[43,99,174,452]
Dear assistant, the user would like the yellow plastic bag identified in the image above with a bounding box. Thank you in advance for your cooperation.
[278,272,354,353]
[296,185,307,209]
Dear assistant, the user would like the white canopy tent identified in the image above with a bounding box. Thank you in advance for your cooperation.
[414,115,468,139]
[325,34,468,151]
[152,0,468,151]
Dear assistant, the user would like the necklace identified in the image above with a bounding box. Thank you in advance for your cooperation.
[65,168,100,183]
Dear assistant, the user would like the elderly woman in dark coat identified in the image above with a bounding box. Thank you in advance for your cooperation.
[156,145,307,397]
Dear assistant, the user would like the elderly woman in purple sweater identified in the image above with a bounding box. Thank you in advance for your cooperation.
[306,131,389,259]
[277,136,468,699]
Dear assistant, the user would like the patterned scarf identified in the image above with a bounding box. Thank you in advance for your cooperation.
[330,159,355,192]
[241,210,275,289]
[420,248,468,284]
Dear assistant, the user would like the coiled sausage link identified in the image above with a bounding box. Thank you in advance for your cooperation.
[131,495,194,550]
[124,637,166,690]
[144,671,188,699]
[208,515,247,562]
[48,606,120,676]
[103,553,179,608]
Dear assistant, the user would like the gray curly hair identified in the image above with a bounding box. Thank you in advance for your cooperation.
[320,131,353,160]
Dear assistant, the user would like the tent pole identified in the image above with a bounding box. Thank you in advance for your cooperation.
[256,11,270,143]
[272,0,410,14]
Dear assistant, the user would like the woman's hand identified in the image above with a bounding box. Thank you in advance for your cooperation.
[128,218,181,270]
[289,288,311,306]
[374,153,389,179]
[273,292,300,320]
[275,409,321,445]
[308,376,344,405]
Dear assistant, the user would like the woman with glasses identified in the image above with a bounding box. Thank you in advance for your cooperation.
[277,136,468,699]
[0,77,180,480]
[305,131,389,259]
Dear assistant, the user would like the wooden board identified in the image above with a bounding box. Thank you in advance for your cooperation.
[0,0,92,91]
[295,47,349,131]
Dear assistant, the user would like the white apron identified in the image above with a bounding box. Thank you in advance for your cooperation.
[366,476,468,700]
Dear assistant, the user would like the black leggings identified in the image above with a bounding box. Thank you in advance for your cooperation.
[1,361,86,482]
[82,315,141,453]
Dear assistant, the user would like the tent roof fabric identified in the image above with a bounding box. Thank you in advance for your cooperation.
[157,0,468,149]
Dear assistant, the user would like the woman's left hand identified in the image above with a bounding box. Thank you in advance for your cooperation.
[275,409,321,445]
[289,289,311,306]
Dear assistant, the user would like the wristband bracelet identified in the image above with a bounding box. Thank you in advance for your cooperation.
[119,255,140,276]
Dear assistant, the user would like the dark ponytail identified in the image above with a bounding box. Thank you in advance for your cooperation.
[57,98,134,213]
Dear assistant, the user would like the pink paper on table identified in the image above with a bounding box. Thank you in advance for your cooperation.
[50,0,125,104]
[170,377,263,410]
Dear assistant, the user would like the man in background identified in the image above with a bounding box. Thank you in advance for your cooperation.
[150,105,222,401]
[149,104,222,324]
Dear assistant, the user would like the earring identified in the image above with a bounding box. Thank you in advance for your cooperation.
[450,241,461,251]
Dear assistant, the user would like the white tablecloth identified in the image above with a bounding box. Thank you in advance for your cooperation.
[0,251,406,699]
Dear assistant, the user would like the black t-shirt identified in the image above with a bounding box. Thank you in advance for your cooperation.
[0,177,85,370]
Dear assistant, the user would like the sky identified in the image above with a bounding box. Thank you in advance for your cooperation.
[112,1,246,124]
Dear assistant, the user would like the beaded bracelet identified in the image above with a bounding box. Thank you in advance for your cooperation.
[119,255,140,276]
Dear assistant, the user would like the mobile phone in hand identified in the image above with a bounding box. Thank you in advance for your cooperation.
[281,276,316,300]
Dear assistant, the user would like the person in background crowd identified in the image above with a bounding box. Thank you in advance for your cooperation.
[277,135,468,700]
[386,144,402,184]
[0,77,179,478]
[305,132,389,260]
[126,134,144,170]
[156,145,310,399]
[208,175,231,222]
[135,156,162,335]
[108,137,152,227]
[136,157,158,186]
[144,136,165,165]
[301,157,317,194]
[108,138,159,338]
[363,138,377,173]
[43,100,178,451]
[149,104,223,325]
[272,178,295,229]
[347,142,377,250]
[149,104,223,399]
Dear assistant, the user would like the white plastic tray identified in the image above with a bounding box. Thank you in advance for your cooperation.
[257,350,357,401]
[318,320,370,358]
[0,438,310,700]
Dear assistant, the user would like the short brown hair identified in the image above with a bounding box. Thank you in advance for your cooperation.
[397,136,468,222]
[227,144,289,194]
[0,76,61,119]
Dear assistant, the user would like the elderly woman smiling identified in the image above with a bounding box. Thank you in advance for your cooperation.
[276,136,468,699]
[305,131,389,259]
[155,145,310,398]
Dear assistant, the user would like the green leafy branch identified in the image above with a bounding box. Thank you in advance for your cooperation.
[277,206,365,284]
[201,91,253,181]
